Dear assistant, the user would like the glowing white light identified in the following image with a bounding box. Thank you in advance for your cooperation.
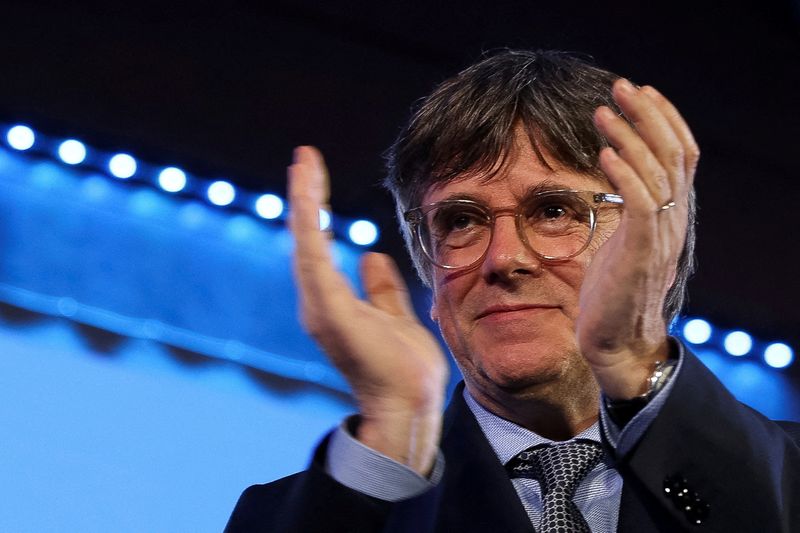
[319,209,332,231]
[682,318,712,344]
[207,180,236,206]
[108,153,137,178]
[58,139,87,165]
[723,330,752,356]
[348,219,379,246]
[6,125,35,150]
[255,194,284,219]
[158,167,187,193]
[764,343,794,369]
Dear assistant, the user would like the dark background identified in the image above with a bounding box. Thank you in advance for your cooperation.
[1,2,798,377]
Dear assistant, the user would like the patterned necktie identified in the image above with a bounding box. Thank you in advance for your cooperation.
[506,440,604,533]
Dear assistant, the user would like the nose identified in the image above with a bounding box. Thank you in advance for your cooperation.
[480,212,542,282]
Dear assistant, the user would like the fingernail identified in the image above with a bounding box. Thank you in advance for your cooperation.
[617,78,636,94]
[602,146,619,160]
[597,106,616,121]
[642,85,661,98]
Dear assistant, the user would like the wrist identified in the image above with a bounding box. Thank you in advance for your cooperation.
[591,336,671,399]
[356,406,443,477]
[604,354,678,426]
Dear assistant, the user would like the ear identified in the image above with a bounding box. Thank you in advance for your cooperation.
[429,294,439,323]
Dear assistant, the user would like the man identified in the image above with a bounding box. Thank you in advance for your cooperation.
[226,50,800,532]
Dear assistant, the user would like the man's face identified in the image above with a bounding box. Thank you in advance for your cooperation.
[425,133,619,405]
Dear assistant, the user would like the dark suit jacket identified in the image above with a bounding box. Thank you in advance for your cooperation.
[225,349,800,532]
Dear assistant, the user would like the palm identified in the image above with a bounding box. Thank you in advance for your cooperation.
[576,211,681,369]
[312,259,448,408]
[288,146,448,417]
[574,81,698,398]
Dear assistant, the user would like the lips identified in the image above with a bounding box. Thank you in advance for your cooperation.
[475,304,558,320]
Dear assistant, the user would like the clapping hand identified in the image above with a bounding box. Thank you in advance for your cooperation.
[288,146,448,475]
[579,79,699,399]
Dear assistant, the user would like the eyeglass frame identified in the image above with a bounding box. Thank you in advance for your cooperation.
[403,189,624,271]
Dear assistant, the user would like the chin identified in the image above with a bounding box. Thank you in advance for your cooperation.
[468,341,578,392]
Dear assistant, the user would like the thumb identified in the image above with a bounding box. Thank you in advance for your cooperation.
[361,252,416,319]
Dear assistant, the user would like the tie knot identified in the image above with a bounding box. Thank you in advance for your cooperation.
[506,440,603,496]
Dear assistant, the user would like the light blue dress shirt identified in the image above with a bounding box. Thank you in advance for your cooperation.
[326,343,685,532]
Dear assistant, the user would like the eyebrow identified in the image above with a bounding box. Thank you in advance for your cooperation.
[433,179,573,204]
[519,180,573,200]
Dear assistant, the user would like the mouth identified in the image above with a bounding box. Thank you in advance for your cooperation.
[475,304,559,320]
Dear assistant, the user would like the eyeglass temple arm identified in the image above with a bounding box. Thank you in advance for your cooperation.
[594,192,624,205]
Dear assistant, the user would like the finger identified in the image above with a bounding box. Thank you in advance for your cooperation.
[291,145,330,207]
[594,105,671,205]
[640,86,700,186]
[287,147,353,324]
[288,146,333,265]
[288,146,332,238]
[361,252,416,319]
[598,146,662,216]
[610,78,686,195]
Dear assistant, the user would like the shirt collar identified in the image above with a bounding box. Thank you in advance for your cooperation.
[463,387,603,465]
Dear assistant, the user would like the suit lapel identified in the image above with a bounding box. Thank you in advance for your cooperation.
[435,385,535,533]
[617,468,681,533]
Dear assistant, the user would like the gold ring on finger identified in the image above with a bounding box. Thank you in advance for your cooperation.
[657,200,676,213]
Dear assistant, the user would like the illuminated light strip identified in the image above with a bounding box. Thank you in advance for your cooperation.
[677,317,795,370]
[0,123,794,370]
[0,122,379,247]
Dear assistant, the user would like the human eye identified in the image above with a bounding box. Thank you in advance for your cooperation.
[431,204,487,235]
[539,204,568,220]
[528,194,576,219]
[525,193,590,229]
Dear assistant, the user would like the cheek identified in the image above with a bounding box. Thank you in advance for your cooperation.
[430,284,464,334]
[590,213,620,249]
[430,300,470,373]
[571,217,618,276]
[430,276,479,351]
[546,262,590,319]
[430,266,479,318]
[589,227,615,252]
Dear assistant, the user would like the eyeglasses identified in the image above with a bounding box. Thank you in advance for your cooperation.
[404,189,623,270]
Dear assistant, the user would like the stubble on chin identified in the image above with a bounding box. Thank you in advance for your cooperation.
[460,340,600,415]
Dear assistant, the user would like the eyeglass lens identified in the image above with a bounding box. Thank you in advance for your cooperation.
[419,191,595,268]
